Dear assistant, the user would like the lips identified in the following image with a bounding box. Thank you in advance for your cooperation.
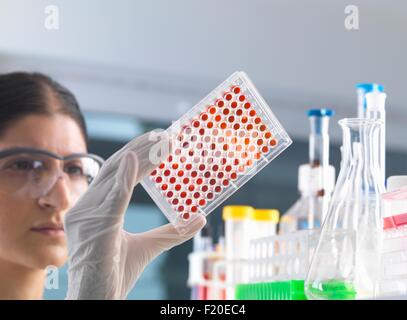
[31,223,65,237]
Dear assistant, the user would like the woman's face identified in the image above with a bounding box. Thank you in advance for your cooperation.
[0,114,87,269]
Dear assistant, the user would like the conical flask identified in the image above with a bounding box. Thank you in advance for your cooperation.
[305,118,385,300]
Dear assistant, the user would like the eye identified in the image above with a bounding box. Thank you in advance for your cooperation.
[64,164,84,176]
[8,159,40,171]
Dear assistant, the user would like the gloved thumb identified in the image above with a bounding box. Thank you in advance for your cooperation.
[127,215,206,264]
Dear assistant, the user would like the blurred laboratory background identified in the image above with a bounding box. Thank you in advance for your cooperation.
[0,0,406,299]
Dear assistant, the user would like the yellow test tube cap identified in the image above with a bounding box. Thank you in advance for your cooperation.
[222,206,254,221]
[250,209,280,222]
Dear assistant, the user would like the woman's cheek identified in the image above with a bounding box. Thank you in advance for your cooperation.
[0,194,32,256]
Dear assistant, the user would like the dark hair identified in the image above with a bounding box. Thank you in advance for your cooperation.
[0,72,88,146]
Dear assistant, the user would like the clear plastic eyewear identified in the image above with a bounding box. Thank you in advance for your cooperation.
[0,147,104,199]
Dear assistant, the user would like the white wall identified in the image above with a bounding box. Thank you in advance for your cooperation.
[0,0,406,150]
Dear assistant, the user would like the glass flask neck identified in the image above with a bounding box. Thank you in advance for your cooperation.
[339,118,384,193]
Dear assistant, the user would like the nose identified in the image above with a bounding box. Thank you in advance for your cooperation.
[37,176,72,212]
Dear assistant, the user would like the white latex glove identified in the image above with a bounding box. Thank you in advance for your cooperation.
[64,131,206,300]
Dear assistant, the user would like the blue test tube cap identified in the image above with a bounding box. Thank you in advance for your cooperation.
[307,108,335,118]
[356,83,384,93]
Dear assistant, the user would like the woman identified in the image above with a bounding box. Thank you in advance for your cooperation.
[0,72,205,299]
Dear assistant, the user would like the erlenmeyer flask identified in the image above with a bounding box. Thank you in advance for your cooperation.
[305,118,385,300]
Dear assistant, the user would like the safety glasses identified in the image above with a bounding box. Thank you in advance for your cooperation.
[0,147,104,199]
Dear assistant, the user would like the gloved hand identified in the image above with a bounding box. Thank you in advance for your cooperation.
[64,131,206,300]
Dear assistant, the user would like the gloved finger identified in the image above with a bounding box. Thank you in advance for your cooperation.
[122,214,206,284]
[128,214,206,259]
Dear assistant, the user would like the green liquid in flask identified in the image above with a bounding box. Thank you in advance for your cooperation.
[306,280,356,300]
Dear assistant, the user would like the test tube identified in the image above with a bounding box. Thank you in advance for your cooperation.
[387,176,407,192]
[222,206,252,300]
[191,225,213,300]
[248,209,279,239]
[308,109,333,168]
[382,186,407,230]
[383,176,407,229]
[365,91,387,189]
[356,83,384,118]
[307,109,334,227]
